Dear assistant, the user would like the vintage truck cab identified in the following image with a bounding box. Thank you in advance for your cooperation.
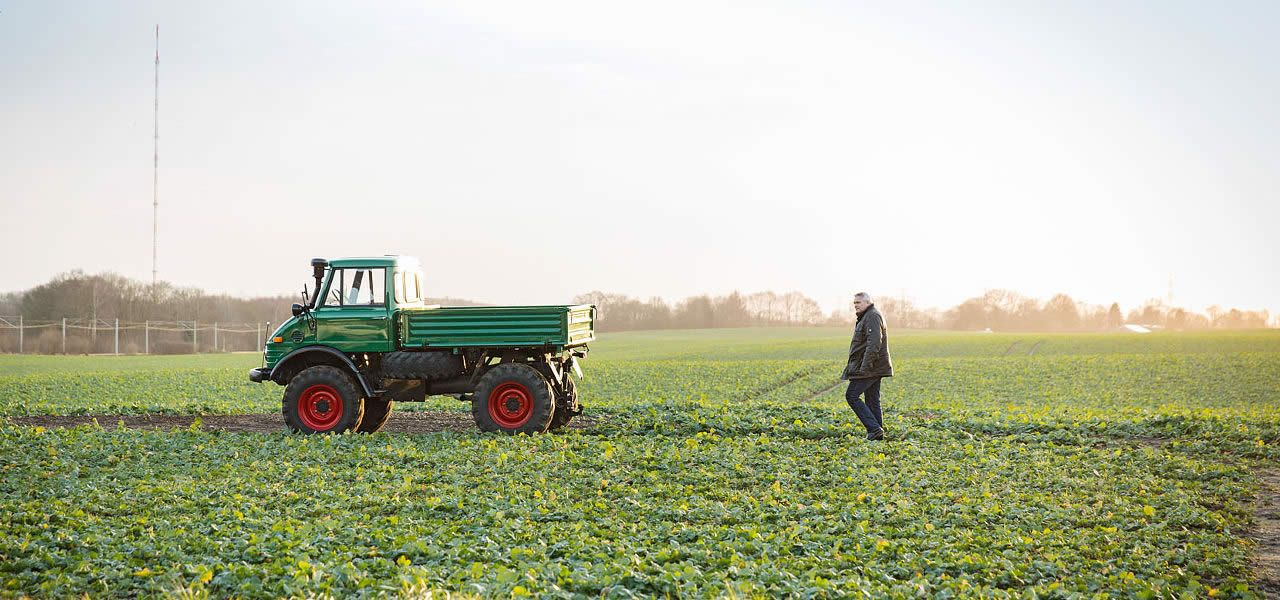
[250,256,594,435]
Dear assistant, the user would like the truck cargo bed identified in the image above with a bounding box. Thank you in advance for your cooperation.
[399,305,595,349]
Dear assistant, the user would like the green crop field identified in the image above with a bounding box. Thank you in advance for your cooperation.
[1,329,1278,599]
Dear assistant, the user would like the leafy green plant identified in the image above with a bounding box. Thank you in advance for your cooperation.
[0,329,1276,598]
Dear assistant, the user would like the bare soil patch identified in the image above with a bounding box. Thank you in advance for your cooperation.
[1252,469,1280,596]
[1084,436,1167,450]
[5,411,602,434]
[1128,436,1167,449]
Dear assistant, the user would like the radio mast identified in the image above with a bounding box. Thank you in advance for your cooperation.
[152,24,160,286]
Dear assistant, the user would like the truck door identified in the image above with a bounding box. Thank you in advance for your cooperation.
[313,267,395,352]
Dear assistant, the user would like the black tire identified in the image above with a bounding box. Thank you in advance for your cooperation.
[548,375,579,431]
[356,397,394,433]
[282,365,365,434]
[382,351,463,379]
[471,363,556,434]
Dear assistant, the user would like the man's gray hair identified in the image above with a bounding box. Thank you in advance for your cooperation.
[854,292,872,303]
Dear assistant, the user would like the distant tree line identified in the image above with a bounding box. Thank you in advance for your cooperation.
[578,288,1273,332]
[0,272,1271,335]
[1121,298,1270,330]
[912,289,1271,332]
[572,291,837,332]
[0,270,484,326]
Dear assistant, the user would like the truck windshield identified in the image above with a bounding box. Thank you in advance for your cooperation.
[321,268,385,307]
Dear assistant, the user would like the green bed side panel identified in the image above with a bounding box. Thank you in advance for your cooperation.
[400,305,595,348]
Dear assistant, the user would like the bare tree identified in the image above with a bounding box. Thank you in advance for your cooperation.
[782,292,811,324]
[1043,294,1080,330]
[745,291,781,324]
[1105,303,1124,329]
[641,297,671,330]
[713,292,750,328]
[945,298,988,330]
[675,295,714,329]
[794,296,824,324]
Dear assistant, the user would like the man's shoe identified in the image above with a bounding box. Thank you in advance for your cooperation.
[866,428,885,441]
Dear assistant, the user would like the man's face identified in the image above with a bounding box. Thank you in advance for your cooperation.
[853,297,869,312]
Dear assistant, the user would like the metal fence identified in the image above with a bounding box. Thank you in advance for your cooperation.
[0,316,272,355]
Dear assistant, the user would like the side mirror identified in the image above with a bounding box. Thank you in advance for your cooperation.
[292,303,304,317]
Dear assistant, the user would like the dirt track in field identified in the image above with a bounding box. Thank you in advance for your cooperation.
[1253,469,1280,595]
[4,412,602,434]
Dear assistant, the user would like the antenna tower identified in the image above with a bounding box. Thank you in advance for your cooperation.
[152,25,160,286]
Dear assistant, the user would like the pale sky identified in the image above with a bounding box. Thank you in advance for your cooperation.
[2,1,1277,316]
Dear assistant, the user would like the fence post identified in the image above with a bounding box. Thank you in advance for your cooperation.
[193,320,198,353]
[145,321,149,355]
[213,322,218,352]
[17,316,22,354]
[62,318,66,354]
[257,322,262,351]
[114,319,119,355]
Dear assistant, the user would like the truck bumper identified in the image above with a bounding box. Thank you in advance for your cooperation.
[249,367,271,383]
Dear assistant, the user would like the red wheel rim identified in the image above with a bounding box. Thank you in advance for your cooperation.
[488,382,533,428]
[299,384,343,431]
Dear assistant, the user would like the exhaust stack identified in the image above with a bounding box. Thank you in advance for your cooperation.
[310,258,328,305]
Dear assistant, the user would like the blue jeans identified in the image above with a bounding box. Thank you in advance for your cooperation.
[845,378,883,432]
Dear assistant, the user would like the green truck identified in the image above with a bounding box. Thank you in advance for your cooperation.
[249,256,595,435]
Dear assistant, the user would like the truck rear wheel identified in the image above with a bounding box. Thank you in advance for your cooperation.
[283,365,365,434]
[472,363,556,434]
[548,375,580,431]
[356,397,394,433]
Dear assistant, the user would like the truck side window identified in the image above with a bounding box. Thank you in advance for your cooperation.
[406,272,422,303]
[323,268,386,307]
[351,269,384,305]
[393,272,406,304]
[324,270,344,306]
[370,269,386,305]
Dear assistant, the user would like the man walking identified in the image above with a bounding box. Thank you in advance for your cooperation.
[842,292,893,440]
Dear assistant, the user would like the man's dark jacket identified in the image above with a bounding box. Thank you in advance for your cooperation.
[841,304,894,380]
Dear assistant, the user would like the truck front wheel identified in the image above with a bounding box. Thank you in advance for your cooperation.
[283,366,366,434]
[472,363,556,434]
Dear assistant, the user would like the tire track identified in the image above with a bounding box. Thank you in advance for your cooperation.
[1251,469,1280,596]
[4,412,603,434]
[802,380,846,403]
[740,361,840,404]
